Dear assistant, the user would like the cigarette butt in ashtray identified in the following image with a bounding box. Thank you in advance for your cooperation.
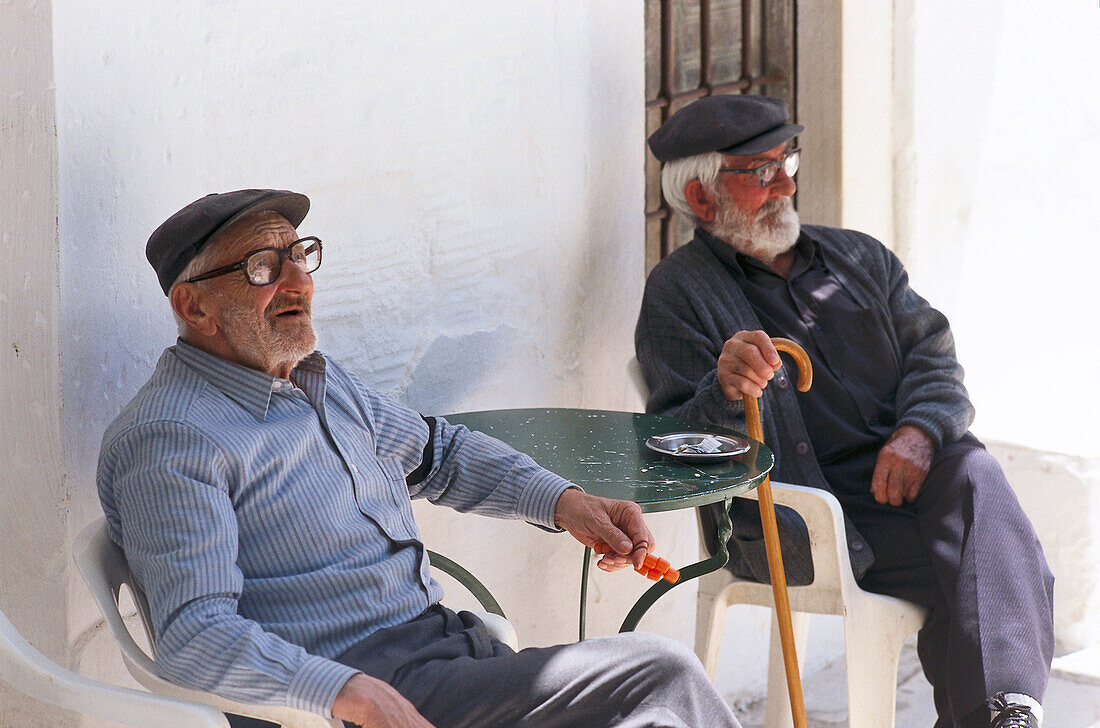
[592,542,680,583]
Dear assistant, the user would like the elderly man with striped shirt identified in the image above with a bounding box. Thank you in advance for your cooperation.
[97,189,741,728]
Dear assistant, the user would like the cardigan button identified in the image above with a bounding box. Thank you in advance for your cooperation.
[775,375,789,389]
[795,441,809,455]
[850,540,865,552]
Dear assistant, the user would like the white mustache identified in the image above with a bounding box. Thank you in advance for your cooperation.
[266,295,312,317]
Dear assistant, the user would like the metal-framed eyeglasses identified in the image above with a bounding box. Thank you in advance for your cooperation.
[186,237,323,287]
[718,148,801,188]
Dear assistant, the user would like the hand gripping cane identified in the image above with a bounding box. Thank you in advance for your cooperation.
[743,337,813,728]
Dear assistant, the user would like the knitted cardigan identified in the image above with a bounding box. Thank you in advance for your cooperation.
[635,225,974,581]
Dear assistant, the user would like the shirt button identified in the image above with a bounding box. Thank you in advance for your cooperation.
[775,375,789,389]
[795,441,809,455]
[351,464,360,474]
[850,541,865,552]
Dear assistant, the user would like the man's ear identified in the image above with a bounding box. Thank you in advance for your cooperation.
[684,179,716,224]
[171,283,219,337]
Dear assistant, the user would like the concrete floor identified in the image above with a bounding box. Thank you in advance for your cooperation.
[728,636,1100,728]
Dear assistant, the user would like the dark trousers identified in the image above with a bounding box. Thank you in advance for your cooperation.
[840,435,1054,727]
[230,604,741,728]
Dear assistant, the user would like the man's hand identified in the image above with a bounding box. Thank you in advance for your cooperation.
[331,674,436,728]
[554,487,654,571]
[871,425,935,506]
[717,330,783,401]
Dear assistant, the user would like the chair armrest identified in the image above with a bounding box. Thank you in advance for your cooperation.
[110,643,337,728]
[736,481,855,598]
[0,611,229,728]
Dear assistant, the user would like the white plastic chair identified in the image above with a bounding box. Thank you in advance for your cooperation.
[628,356,926,728]
[74,518,518,728]
[0,606,227,727]
[695,482,927,728]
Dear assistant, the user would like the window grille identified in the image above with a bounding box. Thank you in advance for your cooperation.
[645,0,796,270]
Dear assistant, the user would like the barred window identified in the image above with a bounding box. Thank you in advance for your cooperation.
[645,0,796,270]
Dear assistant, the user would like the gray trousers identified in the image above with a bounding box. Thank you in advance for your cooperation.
[331,605,740,728]
[703,434,1054,728]
[227,605,739,728]
[842,435,1054,727]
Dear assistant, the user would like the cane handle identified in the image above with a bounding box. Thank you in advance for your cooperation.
[770,337,812,392]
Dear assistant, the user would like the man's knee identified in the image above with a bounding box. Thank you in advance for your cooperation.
[613,632,704,678]
[920,441,1007,507]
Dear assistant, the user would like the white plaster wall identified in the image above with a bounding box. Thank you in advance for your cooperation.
[909,0,1100,648]
[42,2,707,725]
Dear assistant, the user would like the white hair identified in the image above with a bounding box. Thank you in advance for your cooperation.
[660,151,724,225]
[168,242,222,335]
[166,209,281,333]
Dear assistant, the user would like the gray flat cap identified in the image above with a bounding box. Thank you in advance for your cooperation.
[647,95,803,162]
[146,188,310,295]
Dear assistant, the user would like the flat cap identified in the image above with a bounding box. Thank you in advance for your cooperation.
[146,188,310,295]
[647,95,803,162]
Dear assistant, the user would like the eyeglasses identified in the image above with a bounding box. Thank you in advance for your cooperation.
[186,237,323,287]
[718,148,801,188]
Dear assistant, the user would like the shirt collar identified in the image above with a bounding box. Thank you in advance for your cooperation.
[171,339,327,421]
[695,225,819,279]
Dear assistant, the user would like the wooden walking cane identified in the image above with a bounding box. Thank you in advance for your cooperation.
[743,337,813,728]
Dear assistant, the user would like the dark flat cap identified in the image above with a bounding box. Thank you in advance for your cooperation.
[146,188,310,295]
[647,95,803,162]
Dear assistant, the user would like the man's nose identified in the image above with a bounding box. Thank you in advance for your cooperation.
[277,258,314,294]
[771,169,797,197]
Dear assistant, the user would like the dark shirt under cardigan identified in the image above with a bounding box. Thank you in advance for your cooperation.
[635,225,974,583]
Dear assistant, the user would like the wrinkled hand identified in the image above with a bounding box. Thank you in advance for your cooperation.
[717,330,783,401]
[871,425,935,506]
[554,487,654,571]
[331,674,436,728]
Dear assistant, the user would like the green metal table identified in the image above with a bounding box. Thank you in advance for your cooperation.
[444,407,774,639]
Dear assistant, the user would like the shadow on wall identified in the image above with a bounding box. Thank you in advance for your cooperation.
[60,137,182,488]
[403,324,524,414]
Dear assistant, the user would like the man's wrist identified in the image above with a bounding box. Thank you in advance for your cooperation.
[287,655,361,717]
[895,424,934,447]
[552,486,584,529]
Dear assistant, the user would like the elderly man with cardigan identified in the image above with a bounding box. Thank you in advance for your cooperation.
[634,94,1053,728]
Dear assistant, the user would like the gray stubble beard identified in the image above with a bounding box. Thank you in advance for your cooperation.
[215,292,318,375]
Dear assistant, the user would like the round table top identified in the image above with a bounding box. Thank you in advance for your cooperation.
[444,407,774,513]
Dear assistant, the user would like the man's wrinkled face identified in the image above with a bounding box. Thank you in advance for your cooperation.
[708,143,801,264]
[198,212,317,374]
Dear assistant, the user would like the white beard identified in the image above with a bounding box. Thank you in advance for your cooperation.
[708,193,801,265]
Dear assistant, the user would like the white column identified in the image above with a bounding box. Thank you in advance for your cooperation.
[797,0,905,249]
[0,2,74,726]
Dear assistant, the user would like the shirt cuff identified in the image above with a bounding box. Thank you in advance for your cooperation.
[286,654,361,718]
[517,469,577,530]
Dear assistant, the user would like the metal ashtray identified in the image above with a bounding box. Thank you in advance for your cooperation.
[644,432,751,463]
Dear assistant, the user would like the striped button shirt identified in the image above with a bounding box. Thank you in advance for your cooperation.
[96,341,573,717]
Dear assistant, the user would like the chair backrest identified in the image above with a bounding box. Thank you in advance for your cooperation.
[74,518,338,728]
[73,517,513,726]
[627,356,649,405]
[73,519,162,678]
[0,597,228,727]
